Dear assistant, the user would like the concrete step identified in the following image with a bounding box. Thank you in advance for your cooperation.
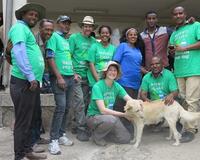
[0,92,56,129]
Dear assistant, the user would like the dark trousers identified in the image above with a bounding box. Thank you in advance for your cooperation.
[31,104,42,145]
[10,76,40,160]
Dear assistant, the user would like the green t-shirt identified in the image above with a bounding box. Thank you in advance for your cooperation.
[8,22,44,82]
[87,80,127,116]
[46,32,73,75]
[169,22,200,78]
[87,42,116,86]
[69,32,96,78]
[141,69,178,100]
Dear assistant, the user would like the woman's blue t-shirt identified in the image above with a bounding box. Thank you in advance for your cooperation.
[113,42,142,89]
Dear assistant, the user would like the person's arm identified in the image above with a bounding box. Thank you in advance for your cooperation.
[46,49,66,90]
[140,90,151,102]
[123,94,132,101]
[141,66,149,74]
[13,42,38,91]
[96,99,126,117]
[164,90,178,105]
[68,34,81,82]
[87,44,99,82]
[13,42,35,81]
[164,71,179,105]
[140,75,150,102]
[89,62,99,82]
[112,43,124,63]
[175,41,200,52]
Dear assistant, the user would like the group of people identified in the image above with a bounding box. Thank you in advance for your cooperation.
[6,2,200,160]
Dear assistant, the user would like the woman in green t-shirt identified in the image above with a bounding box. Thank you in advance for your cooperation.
[87,25,116,86]
[87,61,133,146]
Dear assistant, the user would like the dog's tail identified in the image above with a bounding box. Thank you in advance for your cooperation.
[180,108,200,122]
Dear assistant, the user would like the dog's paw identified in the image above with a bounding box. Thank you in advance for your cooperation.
[166,136,172,140]
[134,143,139,148]
[130,139,136,144]
[172,142,180,146]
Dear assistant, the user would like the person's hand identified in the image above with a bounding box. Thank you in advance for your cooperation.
[56,77,66,90]
[175,46,188,52]
[164,94,174,106]
[144,98,151,102]
[168,45,176,56]
[123,112,132,121]
[29,80,38,91]
[74,73,81,83]
[5,39,13,65]
[187,17,195,24]
[141,66,149,74]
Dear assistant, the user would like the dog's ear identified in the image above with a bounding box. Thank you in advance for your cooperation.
[124,100,132,111]
[124,104,131,111]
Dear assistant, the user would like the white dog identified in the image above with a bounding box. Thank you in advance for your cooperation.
[124,99,200,148]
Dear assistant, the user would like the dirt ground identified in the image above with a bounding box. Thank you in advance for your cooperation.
[0,126,200,160]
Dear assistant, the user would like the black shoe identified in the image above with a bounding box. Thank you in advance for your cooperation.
[71,127,78,134]
[76,130,89,141]
[25,152,47,159]
[180,131,195,143]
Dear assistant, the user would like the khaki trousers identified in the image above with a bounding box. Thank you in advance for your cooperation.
[177,76,200,131]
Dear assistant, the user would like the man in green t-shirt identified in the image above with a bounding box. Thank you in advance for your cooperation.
[8,3,46,160]
[68,16,97,138]
[169,6,200,137]
[140,56,178,105]
[46,15,74,155]
[140,56,179,133]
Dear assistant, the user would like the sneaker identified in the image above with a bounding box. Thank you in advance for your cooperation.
[76,130,89,141]
[48,140,61,155]
[58,134,74,146]
[25,152,47,159]
[32,144,45,153]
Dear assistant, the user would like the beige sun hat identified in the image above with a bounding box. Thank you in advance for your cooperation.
[15,3,46,21]
[102,61,121,79]
[78,16,98,29]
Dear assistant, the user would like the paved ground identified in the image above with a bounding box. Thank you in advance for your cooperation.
[0,126,200,160]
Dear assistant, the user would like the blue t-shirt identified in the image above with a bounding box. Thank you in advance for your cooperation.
[113,42,142,89]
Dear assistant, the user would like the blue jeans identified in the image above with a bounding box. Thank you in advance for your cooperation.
[50,75,74,140]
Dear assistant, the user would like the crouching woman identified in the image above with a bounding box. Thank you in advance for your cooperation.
[86,61,132,146]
